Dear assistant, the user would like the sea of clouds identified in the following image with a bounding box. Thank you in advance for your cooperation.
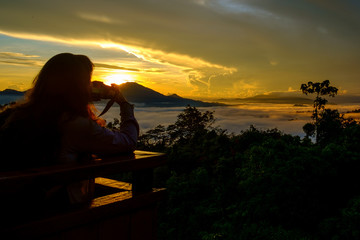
[2,95,358,138]
[95,101,360,138]
[96,101,316,138]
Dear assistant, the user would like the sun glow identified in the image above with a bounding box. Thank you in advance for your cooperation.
[103,72,134,86]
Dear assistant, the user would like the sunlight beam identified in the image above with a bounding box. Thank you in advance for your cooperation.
[103,72,134,86]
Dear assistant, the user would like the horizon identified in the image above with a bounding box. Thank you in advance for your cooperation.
[3,81,360,105]
[0,1,360,99]
[2,81,360,104]
[1,85,360,138]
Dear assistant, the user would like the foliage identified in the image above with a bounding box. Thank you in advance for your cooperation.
[300,80,338,121]
[137,105,216,152]
[300,80,338,142]
[316,109,357,145]
[168,105,215,141]
[127,104,360,239]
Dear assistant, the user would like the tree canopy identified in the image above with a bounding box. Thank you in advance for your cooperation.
[300,80,340,142]
[131,100,360,239]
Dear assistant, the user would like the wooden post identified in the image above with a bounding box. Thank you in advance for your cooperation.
[0,150,167,240]
[132,168,154,195]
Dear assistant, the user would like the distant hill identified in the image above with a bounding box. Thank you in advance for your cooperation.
[218,92,313,105]
[239,95,313,104]
[0,89,26,105]
[3,84,360,107]
[118,82,225,107]
[217,91,360,106]
[0,89,25,96]
[0,83,224,107]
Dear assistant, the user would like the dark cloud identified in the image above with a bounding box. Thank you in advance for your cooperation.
[0,52,43,67]
[94,63,140,72]
[94,63,166,73]
[0,0,359,95]
[2,0,358,65]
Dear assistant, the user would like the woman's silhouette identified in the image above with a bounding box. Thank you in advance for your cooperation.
[0,53,139,207]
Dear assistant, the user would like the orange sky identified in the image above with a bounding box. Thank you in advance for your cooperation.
[0,0,359,99]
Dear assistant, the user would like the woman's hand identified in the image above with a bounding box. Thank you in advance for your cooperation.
[113,90,128,105]
[107,84,128,104]
[91,81,113,99]
[91,81,129,104]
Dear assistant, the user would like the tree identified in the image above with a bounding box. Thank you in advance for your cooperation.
[303,122,316,138]
[316,109,357,145]
[136,105,216,150]
[138,124,170,150]
[167,105,215,142]
[300,80,338,142]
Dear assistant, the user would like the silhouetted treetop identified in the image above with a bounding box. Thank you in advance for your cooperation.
[300,80,339,142]
[300,80,338,97]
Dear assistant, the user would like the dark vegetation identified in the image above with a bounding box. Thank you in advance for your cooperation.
[2,80,360,239]
[111,80,360,239]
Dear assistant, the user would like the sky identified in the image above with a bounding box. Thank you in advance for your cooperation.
[0,0,359,99]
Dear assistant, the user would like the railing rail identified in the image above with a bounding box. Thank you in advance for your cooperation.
[0,150,167,240]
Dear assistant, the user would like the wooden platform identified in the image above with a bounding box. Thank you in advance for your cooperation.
[0,150,167,240]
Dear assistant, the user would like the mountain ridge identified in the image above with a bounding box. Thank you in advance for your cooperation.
[0,82,225,107]
[118,82,225,107]
[0,89,26,95]
[3,82,360,106]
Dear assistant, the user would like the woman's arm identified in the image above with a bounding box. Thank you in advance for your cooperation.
[60,102,139,162]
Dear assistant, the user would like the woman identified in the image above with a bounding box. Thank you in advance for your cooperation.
[0,53,139,208]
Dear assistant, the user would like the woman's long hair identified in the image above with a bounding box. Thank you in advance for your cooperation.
[28,53,95,120]
[0,53,97,170]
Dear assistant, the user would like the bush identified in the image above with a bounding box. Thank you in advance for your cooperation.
[130,106,360,239]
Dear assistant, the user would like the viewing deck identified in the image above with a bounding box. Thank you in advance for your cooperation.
[0,150,167,240]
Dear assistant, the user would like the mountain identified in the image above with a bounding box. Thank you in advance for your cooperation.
[0,89,25,96]
[0,83,224,107]
[167,93,182,99]
[218,92,313,105]
[239,95,313,104]
[118,82,225,107]
[0,89,26,105]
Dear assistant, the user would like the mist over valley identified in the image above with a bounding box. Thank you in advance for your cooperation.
[2,83,360,138]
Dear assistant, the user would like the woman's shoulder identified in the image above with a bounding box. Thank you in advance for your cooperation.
[64,116,94,130]
[62,116,106,137]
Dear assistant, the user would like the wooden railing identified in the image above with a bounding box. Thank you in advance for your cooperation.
[0,150,167,240]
